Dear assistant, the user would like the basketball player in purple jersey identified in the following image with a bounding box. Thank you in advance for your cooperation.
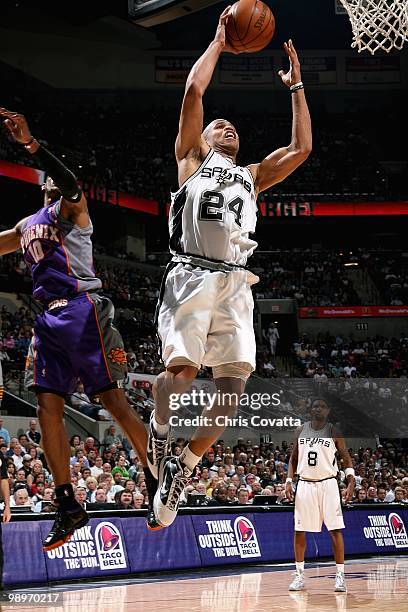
[0,108,159,549]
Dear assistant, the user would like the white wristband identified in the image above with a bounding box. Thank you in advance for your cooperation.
[345,468,355,478]
[285,478,293,484]
[290,81,303,91]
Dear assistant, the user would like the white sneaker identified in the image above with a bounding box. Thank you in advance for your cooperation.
[289,571,305,591]
[334,571,347,592]
[153,457,191,527]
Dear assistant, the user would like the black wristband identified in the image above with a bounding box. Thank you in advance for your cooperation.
[30,145,82,203]
[22,137,34,147]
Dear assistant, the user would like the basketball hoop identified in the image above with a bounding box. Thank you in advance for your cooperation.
[339,0,408,54]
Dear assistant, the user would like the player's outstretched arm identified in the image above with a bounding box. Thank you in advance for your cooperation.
[176,6,236,164]
[0,107,87,222]
[248,40,312,193]
[334,432,356,503]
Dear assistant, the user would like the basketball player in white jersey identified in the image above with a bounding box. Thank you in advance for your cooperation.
[148,6,312,528]
[286,399,355,592]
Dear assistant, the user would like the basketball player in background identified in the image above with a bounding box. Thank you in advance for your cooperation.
[0,108,158,550]
[285,398,355,592]
[264,323,279,357]
[148,6,312,528]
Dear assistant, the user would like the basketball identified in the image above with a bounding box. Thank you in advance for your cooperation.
[226,0,275,53]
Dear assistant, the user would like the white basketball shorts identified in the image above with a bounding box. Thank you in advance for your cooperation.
[294,478,345,532]
[157,263,259,370]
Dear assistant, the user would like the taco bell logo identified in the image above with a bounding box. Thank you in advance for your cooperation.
[233,517,261,559]
[388,513,408,548]
[95,522,127,569]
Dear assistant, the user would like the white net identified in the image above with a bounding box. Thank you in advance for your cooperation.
[339,0,408,54]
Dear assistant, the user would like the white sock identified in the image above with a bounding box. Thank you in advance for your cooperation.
[152,413,169,438]
[295,561,304,573]
[179,445,201,473]
[336,564,345,574]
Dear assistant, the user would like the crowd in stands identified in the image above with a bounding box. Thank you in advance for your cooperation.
[252,250,360,306]
[0,104,392,202]
[294,333,408,379]
[1,417,407,513]
[360,250,408,305]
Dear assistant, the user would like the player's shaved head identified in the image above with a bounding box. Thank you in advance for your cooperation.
[202,118,239,158]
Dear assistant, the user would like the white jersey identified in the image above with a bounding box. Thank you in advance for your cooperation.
[296,421,338,481]
[169,149,258,266]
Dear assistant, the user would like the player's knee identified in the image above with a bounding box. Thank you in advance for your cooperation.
[154,363,197,397]
[37,400,64,422]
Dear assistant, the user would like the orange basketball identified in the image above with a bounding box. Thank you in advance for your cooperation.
[226,0,275,53]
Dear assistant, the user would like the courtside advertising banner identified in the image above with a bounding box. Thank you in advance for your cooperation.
[122,515,201,572]
[314,508,408,557]
[2,521,47,585]
[192,514,262,565]
[2,508,408,584]
[39,518,129,581]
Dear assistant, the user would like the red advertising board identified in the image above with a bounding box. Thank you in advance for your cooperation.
[0,160,159,216]
[2,159,407,218]
[299,306,408,318]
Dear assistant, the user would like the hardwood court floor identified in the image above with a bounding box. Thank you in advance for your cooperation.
[3,557,408,612]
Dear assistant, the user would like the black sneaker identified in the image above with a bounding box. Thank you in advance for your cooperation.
[146,413,172,479]
[42,505,89,551]
[153,457,191,528]
[143,466,162,531]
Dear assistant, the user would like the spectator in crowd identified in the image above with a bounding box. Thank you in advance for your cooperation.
[10,489,32,508]
[376,486,387,502]
[366,486,377,503]
[112,456,130,479]
[103,425,123,449]
[91,456,104,479]
[0,419,10,446]
[26,419,41,447]
[204,485,233,507]
[133,492,145,509]
[393,487,407,503]
[74,487,87,508]
[353,488,367,503]
[115,490,134,509]
[237,489,250,505]
[92,487,109,505]
[33,488,54,513]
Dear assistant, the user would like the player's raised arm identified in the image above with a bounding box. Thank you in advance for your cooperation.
[248,40,312,193]
[334,431,356,503]
[176,6,236,165]
[0,107,87,221]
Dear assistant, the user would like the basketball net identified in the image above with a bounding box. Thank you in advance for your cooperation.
[339,0,408,54]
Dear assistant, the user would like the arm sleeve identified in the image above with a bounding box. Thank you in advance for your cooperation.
[30,146,82,203]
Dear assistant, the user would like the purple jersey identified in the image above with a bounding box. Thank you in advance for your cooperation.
[20,200,101,303]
